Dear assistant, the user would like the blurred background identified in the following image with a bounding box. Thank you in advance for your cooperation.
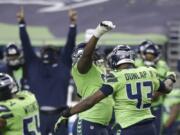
[0,0,180,72]
[0,0,180,135]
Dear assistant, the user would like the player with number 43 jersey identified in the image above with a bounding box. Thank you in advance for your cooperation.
[54,44,176,135]
[0,73,41,135]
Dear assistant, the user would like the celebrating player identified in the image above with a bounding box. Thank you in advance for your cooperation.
[0,73,40,135]
[54,44,176,135]
[55,21,115,135]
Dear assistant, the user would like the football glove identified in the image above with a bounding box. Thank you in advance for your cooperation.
[94,21,115,38]
[54,116,68,133]
[166,71,176,83]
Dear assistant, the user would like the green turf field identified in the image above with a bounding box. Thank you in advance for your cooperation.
[0,23,168,46]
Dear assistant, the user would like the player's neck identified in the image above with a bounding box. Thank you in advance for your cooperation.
[117,63,134,70]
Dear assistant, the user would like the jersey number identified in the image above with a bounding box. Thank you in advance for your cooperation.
[126,81,153,109]
[23,114,40,135]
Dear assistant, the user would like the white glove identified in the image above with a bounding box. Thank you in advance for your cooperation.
[166,71,176,82]
[94,21,115,38]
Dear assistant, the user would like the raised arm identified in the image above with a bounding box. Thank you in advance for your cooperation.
[61,9,77,67]
[77,21,115,74]
[17,8,36,62]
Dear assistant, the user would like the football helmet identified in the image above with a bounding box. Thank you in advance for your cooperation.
[4,43,24,69]
[72,43,86,65]
[108,45,135,69]
[141,40,160,66]
[0,73,18,101]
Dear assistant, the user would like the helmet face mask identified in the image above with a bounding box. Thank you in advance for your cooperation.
[140,40,161,66]
[4,43,24,69]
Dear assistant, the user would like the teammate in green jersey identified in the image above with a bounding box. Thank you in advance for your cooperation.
[0,73,41,135]
[54,44,176,135]
[135,40,170,135]
[64,21,115,135]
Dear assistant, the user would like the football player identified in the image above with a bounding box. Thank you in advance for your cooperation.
[0,73,41,135]
[135,40,170,134]
[54,45,176,135]
[55,21,115,135]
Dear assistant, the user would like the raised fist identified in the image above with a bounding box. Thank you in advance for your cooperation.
[16,6,24,22]
[94,21,116,38]
[68,9,77,24]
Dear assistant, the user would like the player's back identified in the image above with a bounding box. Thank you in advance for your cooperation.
[0,91,41,135]
[72,63,113,125]
[111,66,160,128]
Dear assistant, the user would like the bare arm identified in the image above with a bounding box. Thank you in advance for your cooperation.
[77,21,115,74]
[70,90,106,115]
[77,36,99,74]
[59,84,113,117]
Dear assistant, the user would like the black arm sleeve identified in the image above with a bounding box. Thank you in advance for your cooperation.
[19,20,36,62]
[157,80,166,93]
[100,84,114,96]
[61,25,77,67]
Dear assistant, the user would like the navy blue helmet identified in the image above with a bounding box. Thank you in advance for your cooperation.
[0,73,18,101]
[141,40,161,66]
[107,45,135,69]
[72,43,86,65]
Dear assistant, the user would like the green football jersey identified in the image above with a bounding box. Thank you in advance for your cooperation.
[163,89,180,124]
[135,59,169,106]
[0,91,41,135]
[108,66,160,128]
[71,63,113,125]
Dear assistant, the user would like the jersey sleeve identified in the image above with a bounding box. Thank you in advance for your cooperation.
[149,67,160,91]
[104,72,120,93]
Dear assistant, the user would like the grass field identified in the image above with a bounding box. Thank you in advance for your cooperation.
[0,23,168,46]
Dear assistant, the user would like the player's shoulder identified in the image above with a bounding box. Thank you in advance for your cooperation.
[156,60,169,68]
[105,71,118,83]
[16,91,37,101]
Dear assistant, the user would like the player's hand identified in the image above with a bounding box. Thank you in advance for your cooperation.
[16,6,24,23]
[94,21,116,38]
[54,116,68,133]
[68,9,77,25]
[166,71,176,83]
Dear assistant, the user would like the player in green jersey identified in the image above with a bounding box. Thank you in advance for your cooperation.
[62,21,115,135]
[135,40,170,135]
[54,44,176,135]
[0,73,41,135]
[162,88,180,135]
